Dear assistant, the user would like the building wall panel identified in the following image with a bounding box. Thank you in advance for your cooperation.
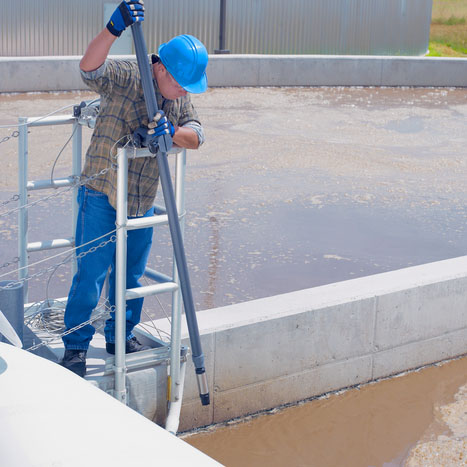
[0,0,432,57]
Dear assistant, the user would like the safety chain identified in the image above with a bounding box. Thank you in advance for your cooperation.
[0,130,19,145]
[0,189,73,218]
[25,306,113,352]
[0,233,117,290]
[0,194,20,208]
[0,256,20,270]
[75,233,117,261]
[0,163,118,219]
[81,163,118,184]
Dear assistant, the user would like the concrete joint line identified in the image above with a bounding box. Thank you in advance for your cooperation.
[370,296,379,380]
[379,60,384,86]
[212,355,372,397]
[374,327,467,355]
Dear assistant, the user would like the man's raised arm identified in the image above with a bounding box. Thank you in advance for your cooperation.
[80,1,144,72]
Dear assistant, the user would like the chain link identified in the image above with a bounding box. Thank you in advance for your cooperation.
[0,164,118,219]
[0,189,71,218]
[0,194,20,208]
[75,234,117,261]
[0,256,20,270]
[0,233,117,290]
[0,130,19,145]
[81,163,118,184]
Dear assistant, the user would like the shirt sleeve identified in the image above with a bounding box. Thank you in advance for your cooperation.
[170,94,205,146]
[177,95,200,126]
[182,121,205,146]
[80,59,137,97]
[80,62,107,81]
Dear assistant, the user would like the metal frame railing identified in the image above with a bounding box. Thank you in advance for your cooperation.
[18,115,82,302]
[115,145,186,409]
[17,113,187,427]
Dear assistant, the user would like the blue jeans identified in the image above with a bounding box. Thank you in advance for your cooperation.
[63,186,154,350]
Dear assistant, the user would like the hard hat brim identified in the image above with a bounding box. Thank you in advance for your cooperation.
[181,72,208,94]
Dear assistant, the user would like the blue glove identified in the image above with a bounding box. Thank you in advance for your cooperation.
[147,111,175,138]
[106,1,144,37]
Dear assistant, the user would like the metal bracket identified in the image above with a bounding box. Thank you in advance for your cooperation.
[73,99,100,129]
[104,346,172,376]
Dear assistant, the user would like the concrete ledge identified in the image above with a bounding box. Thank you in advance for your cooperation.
[145,256,467,431]
[1,55,466,93]
[0,56,85,93]
[208,55,467,87]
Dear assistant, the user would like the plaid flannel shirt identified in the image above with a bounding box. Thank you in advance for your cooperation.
[81,57,201,216]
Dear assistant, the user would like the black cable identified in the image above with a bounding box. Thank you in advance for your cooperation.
[50,124,78,185]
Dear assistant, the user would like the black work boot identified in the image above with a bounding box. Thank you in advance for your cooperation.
[105,336,151,355]
[60,349,87,377]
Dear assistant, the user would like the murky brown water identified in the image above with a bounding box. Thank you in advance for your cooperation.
[185,356,467,467]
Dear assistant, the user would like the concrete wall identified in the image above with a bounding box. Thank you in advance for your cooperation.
[145,256,467,431]
[1,55,467,93]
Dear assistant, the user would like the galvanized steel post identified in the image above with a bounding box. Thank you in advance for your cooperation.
[115,147,128,404]
[71,121,82,276]
[215,0,230,54]
[18,117,28,302]
[169,149,186,403]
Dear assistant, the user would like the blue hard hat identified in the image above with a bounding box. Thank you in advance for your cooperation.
[158,35,208,94]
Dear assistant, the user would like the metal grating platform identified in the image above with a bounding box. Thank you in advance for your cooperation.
[23,324,174,425]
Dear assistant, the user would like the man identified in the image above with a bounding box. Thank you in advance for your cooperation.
[61,0,208,377]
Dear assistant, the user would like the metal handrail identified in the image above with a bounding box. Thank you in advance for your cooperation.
[17,113,188,420]
[18,117,82,301]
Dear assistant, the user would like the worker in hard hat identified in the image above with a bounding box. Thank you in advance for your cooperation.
[60,0,208,377]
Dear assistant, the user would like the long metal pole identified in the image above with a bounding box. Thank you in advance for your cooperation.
[71,121,82,276]
[219,0,226,50]
[169,150,186,403]
[131,22,210,405]
[215,0,230,54]
[115,147,128,404]
[18,118,29,302]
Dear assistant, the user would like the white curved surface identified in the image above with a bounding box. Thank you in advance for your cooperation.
[0,310,22,348]
[0,343,220,466]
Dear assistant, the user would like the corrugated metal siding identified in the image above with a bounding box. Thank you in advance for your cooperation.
[0,0,432,57]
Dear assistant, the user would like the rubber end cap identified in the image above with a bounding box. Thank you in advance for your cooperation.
[200,393,210,406]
